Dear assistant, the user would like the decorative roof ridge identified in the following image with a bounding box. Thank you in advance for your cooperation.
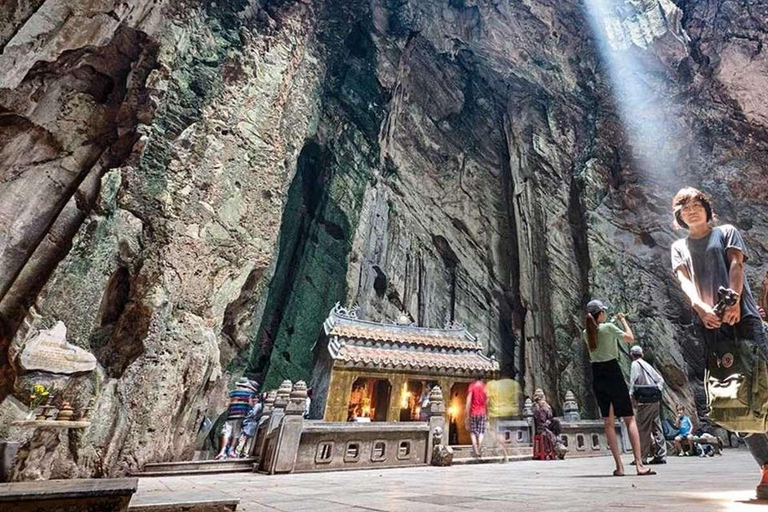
[324,303,479,344]
[329,343,501,372]
[341,337,486,355]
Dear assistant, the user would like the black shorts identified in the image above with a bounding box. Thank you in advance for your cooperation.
[591,359,633,418]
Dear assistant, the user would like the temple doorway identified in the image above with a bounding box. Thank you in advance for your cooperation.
[398,380,425,421]
[347,377,391,421]
[448,382,471,445]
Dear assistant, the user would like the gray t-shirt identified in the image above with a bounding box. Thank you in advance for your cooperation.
[671,224,760,319]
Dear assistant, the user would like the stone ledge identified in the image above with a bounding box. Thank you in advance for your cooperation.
[302,422,430,433]
[129,492,239,512]
[11,420,91,429]
[0,478,138,502]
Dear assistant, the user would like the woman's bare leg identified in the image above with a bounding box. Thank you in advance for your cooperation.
[624,415,650,474]
[604,405,623,475]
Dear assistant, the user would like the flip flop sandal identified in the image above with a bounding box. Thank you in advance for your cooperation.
[637,469,656,476]
[613,470,625,477]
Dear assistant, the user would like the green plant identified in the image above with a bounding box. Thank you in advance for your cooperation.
[28,384,54,410]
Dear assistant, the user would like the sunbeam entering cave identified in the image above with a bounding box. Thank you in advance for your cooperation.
[581,0,691,182]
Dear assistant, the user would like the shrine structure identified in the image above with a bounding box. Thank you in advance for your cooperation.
[311,304,500,445]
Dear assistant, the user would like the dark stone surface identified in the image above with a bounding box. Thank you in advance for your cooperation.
[0,477,136,512]
[2,0,768,479]
[0,477,137,501]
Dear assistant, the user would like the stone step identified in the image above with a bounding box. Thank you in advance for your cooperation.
[453,454,533,465]
[129,492,239,512]
[136,458,257,477]
[450,444,532,458]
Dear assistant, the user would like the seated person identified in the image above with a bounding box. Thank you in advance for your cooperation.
[532,389,567,459]
[674,404,695,456]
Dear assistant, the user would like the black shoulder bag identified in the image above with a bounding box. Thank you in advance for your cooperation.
[633,361,663,403]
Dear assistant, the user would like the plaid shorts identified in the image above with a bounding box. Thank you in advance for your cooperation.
[469,415,486,435]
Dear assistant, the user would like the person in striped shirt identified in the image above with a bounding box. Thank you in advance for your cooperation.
[215,377,258,460]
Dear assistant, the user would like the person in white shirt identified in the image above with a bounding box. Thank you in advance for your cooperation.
[629,345,667,464]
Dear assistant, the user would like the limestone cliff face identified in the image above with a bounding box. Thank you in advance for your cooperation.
[1,0,767,476]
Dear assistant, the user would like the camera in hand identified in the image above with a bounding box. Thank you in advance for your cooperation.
[713,286,739,318]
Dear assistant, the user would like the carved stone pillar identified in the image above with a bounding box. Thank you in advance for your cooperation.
[563,390,580,422]
[251,389,277,461]
[254,380,293,471]
[257,380,292,472]
[268,381,308,474]
[426,386,449,465]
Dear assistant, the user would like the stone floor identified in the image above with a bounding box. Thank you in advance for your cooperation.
[134,450,768,511]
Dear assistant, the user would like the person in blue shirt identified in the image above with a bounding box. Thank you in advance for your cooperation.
[674,404,694,456]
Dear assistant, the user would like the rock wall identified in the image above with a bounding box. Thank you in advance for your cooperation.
[1,0,767,476]
[0,0,326,477]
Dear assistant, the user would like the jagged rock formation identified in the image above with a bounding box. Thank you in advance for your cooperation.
[0,0,766,477]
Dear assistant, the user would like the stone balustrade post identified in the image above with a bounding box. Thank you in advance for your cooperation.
[267,381,308,474]
[267,380,292,433]
[522,396,534,439]
[257,380,292,472]
[425,386,448,464]
[250,389,277,461]
[563,390,580,422]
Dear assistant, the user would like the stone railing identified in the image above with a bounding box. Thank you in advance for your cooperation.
[512,390,627,457]
[291,422,430,472]
[250,382,447,474]
[559,420,627,457]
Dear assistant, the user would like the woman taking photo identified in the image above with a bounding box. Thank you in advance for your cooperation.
[584,299,656,476]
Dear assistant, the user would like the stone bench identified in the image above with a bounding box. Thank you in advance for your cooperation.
[0,477,137,512]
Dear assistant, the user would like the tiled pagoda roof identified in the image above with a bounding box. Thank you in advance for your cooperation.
[323,304,499,375]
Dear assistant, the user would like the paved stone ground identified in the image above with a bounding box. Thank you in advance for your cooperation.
[135,450,768,511]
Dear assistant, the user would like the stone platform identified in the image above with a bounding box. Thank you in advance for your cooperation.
[135,449,766,511]
[0,477,137,512]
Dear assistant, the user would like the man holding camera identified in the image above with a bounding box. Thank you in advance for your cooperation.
[671,187,768,499]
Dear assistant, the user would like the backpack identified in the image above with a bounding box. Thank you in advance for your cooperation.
[705,329,768,433]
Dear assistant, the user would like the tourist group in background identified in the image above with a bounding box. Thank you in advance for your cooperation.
[579,186,768,500]
[207,186,768,499]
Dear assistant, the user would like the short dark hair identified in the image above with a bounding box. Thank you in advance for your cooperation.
[672,187,714,229]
